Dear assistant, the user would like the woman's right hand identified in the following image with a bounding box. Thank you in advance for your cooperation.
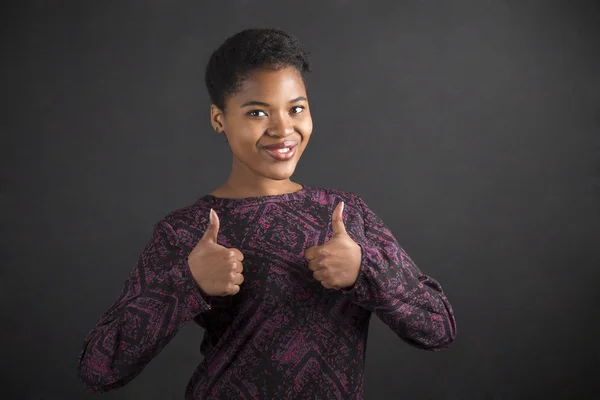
[187,209,244,296]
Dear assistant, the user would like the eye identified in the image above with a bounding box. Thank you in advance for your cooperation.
[247,110,267,117]
[290,106,305,114]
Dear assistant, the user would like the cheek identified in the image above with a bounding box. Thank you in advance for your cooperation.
[229,124,264,149]
[298,116,313,138]
[231,137,260,159]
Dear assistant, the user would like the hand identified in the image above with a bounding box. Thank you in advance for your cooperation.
[305,202,362,290]
[187,209,245,296]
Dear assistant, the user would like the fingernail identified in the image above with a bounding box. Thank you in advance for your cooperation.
[209,208,214,222]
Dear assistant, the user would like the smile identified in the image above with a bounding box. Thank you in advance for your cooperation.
[262,144,298,161]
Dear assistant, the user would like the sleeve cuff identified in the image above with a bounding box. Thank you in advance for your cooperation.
[159,220,212,316]
[177,256,212,316]
[339,241,369,303]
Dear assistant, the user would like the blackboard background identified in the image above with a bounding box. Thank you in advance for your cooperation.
[3,1,600,399]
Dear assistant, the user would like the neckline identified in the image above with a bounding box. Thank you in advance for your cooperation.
[199,185,311,207]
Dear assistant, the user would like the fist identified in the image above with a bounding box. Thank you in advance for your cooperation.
[305,202,362,290]
[187,209,245,296]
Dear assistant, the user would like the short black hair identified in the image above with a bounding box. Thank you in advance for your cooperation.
[205,28,312,110]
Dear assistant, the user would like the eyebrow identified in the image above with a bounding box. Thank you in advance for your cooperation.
[240,96,307,108]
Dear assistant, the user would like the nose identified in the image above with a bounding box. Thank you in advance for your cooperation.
[266,113,294,138]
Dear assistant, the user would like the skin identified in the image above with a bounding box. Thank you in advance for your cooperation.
[188,65,361,295]
[304,201,362,290]
[209,66,312,198]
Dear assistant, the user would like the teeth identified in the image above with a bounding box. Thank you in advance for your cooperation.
[276,147,290,153]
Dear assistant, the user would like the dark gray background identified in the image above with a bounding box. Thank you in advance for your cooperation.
[3,1,600,399]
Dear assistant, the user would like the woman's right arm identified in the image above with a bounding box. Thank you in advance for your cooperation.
[77,220,210,393]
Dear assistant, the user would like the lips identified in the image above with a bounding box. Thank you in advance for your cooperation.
[262,141,298,150]
[261,141,298,161]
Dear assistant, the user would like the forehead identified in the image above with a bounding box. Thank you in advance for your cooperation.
[235,67,307,100]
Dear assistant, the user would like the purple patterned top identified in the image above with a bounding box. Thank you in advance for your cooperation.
[77,186,456,399]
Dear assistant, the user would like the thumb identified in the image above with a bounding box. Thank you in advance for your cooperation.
[331,201,347,236]
[201,209,220,243]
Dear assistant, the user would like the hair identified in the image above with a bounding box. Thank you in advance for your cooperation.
[205,28,312,110]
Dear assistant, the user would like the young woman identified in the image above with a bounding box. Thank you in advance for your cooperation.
[77,28,456,399]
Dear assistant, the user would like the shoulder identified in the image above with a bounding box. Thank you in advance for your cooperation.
[153,198,213,241]
[307,186,368,215]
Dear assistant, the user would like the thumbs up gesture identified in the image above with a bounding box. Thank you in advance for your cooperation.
[305,202,362,290]
[187,209,245,296]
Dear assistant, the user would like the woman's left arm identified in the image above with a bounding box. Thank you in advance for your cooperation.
[342,195,457,350]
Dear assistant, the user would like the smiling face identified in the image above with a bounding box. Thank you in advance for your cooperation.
[211,66,313,187]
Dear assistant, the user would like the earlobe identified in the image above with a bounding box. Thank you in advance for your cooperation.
[210,104,225,133]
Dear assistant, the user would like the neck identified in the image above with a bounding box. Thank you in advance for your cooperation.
[212,160,302,198]
[219,178,300,198]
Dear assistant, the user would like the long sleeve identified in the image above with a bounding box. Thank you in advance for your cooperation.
[342,196,456,350]
[77,220,210,392]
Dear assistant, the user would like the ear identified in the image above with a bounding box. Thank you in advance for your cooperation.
[210,104,225,133]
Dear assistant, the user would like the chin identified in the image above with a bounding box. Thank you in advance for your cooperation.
[265,170,295,181]
[262,164,297,180]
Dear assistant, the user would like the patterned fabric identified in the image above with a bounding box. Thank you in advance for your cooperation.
[77,186,456,399]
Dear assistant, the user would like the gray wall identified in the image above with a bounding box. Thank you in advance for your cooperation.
[3,1,599,399]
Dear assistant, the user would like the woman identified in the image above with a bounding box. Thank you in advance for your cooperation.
[77,28,456,399]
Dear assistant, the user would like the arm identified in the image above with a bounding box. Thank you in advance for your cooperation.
[77,221,210,392]
[343,196,456,350]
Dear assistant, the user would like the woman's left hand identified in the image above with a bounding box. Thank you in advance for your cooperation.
[305,202,362,290]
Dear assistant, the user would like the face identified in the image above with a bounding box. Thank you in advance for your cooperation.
[211,67,313,182]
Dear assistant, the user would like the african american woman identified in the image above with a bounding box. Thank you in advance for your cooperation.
[77,28,457,400]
